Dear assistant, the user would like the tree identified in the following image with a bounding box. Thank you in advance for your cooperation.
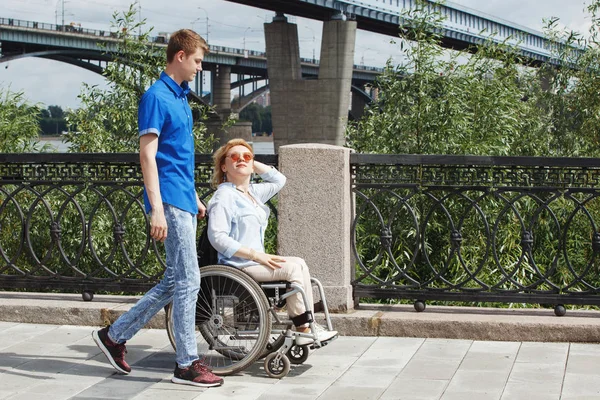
[65,4,215,153]
[39,105,67,135]
[48,105,64,119]
[240,102,262,133]
[345,0,600,305]
[239,102,272,134]
[0,88,47,152]
[345,0,569,157]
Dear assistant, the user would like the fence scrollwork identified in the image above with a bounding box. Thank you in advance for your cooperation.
[351,154,600,310]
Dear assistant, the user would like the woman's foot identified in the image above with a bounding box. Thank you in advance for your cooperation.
[294,326,314,345]
[314,323,338,343]
[294,324,338,345]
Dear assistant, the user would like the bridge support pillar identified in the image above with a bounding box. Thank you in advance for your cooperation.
[204,64,253,146]
[212,65,232,115]
[205,117,252,148]
[265,16,356,151]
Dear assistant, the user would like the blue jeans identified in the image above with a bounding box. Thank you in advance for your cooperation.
[109,204,200,368]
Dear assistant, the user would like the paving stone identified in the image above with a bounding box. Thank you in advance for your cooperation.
[335,366,399,388]
[318,385,384,400]
[564,353,600,375]
[399,357,463,380]
[381,377,448,400]
[561,372,600,398]
[130,388,204,400]
[515,342,569,364]
[443,370,508,398]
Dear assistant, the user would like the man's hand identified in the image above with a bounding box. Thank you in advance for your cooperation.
[197,196,206,218]
[150,208,168,242]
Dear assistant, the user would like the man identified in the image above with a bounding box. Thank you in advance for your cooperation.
[92,29,223,388]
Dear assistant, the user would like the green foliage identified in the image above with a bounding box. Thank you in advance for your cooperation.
[348,0,600,307]
[0,88,47,152]
[39,105,67,136]
[239,103,272,134]
[64,4,215,153]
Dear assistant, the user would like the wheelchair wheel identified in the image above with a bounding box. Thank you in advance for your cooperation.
[263,334,309,365]
[264,352,290,379]
[166,264,272,375]
[287,344,310,364]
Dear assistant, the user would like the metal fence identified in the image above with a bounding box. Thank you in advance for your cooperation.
[0,153,277,296]
[351,154,600,314]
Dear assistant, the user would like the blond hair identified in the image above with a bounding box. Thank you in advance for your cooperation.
[211,139,254,188]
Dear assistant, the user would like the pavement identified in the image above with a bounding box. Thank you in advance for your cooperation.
[2,292,600,399]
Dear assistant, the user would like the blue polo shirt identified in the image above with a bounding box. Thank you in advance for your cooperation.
[138,71,198,215]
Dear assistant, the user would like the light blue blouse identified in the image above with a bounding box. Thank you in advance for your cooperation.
[207,167,286,268]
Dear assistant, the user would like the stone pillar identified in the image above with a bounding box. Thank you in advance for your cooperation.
[277,143,354,312]
[265,17,356,151]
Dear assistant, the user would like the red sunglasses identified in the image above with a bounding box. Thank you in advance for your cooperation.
[227,152,254,163]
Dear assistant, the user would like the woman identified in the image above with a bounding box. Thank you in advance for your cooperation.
[207,138,337,345]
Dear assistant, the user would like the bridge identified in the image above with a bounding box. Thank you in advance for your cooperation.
[1,1,577,150]
[0,17,382,114]
[225,0,573,66]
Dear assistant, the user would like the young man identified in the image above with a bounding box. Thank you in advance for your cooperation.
[92,29,223,388]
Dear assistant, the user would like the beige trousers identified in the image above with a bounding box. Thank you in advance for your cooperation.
[242,256,314,321]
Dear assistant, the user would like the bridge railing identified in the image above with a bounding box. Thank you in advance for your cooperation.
[0,17,114,38]
[351,154,600,312]
[1,16,386,73]
[0,153,278,295]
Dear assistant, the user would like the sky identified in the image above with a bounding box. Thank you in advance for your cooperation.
[0,0,593,109]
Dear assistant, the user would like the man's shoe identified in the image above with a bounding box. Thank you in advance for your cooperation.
[92,326,131,374]
[171,360,224,388]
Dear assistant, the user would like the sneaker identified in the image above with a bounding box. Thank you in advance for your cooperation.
[295,335,315,346]
[92,326,131,374]
[293,326,315,346]
[171,359,224,388]
[314,323,338,343]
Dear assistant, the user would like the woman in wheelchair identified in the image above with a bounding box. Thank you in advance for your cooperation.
[207,138,338,346]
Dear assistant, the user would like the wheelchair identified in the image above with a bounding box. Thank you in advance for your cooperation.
[165,264,337,378]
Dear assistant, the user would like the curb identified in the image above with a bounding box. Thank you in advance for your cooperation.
[2,292,600,342]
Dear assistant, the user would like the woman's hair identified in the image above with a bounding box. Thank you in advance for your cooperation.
[211,138,254,188]
[167,29,210,63]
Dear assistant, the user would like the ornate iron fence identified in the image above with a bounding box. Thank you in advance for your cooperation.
[351,154,600,314]
[0,153,277,297]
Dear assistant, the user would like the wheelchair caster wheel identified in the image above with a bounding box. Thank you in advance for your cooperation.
[288,344,310,365]
[264,352,290,378]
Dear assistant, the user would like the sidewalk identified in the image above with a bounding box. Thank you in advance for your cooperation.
[1,321,600,399]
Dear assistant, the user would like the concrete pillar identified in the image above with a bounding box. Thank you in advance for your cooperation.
[277,143,354,312]
[212,65,232,114]
[265,17,356,151]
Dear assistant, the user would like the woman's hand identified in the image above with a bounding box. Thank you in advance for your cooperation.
[254,252,285,270]
[252,160,271,175]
